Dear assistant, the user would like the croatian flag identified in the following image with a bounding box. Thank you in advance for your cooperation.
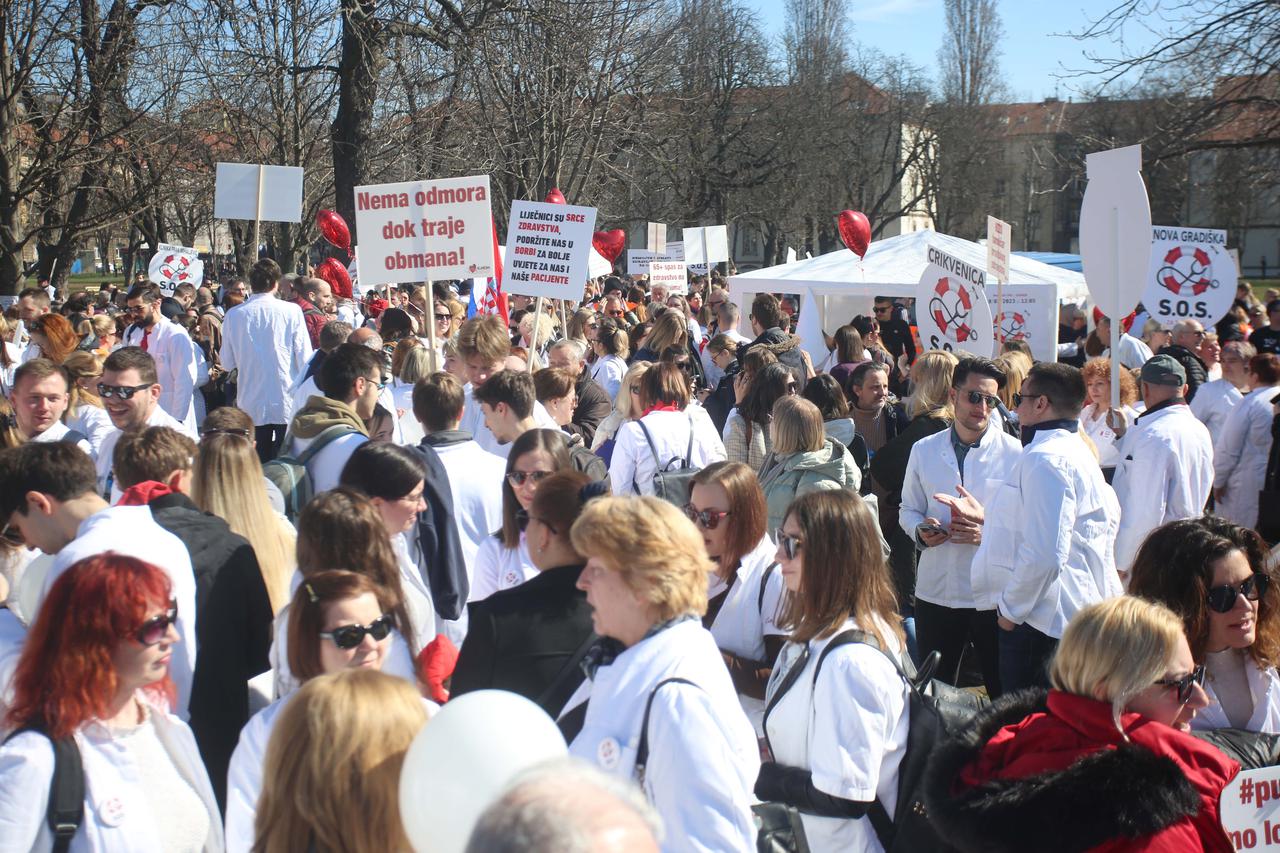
[469,217,508,325]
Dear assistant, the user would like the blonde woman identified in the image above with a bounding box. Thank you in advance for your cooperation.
[927,596,1236,852]
[193,411,296,614]
[392,344,434,443]
[758,396,861,530]
[0,315,20,394]
[590,360,651,463]
[61,350,115,457]
[632,309,687,363]
[994,350,1032,411]
[90,313,120,357]
[253,668,428,853]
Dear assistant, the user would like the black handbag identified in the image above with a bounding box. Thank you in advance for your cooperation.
[750,802,811,853]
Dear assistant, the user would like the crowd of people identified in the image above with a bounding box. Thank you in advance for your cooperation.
[0,261,1277,852]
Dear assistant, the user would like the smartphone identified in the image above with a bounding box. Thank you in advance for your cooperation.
[919,523,947,536]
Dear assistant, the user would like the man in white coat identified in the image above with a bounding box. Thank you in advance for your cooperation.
[1110,355,1214,576]
[900,357,1021,696]
[123,282,199,432]
[941,362,1121,694]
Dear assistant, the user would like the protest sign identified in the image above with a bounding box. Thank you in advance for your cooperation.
[354,175,496,286]
[502,199,598,299]
[588,248,613,279]
[214,163,303,223]
[627,242,685,275]
[147,243,204,296]
[647,222,667,253]
[915,245,993,356]
[986,216,1011,284]
[649,261,688,296]
[1142,225,1239,327]
[683,225,729,274]
[786,247,797,264]
[1220,766,1280,850]
[987,283,1056,362]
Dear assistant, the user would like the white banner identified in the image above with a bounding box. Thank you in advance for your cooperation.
[647,222,667,253]
[915,245,993,356]
[502,199,598,299]
[213,163,303,223]
[649,261,688,296]
[986,216,1011,284]
[1220,766,1280,850]
[987,283,1057,362]
[1142,225,1238,328]
[627,242,685,275]
[682,225,729,266]
[354,175,496,286]
[147,244,204,296]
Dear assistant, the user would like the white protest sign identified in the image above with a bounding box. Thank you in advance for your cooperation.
[1220,766,1280,850]
[502,200,597,299]
[354,175,495,286]
[786,247,798,264]
[986,216,1011,284]
[588,248,613,279]
[988,283,1057,362]
[683,225,729,273]
[213,163,303,223]
[147,243,204,296]
[647,222,667,253]
[1080,145,1151,321]
[1142,225,1239,327]
[627,242,685,275]
[915,245,993,356]
[649,261,688,296]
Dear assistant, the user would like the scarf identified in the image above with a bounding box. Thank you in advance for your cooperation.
[116,480,174,507]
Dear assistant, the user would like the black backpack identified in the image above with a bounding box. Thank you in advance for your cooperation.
[3,726,83,852]
[632,413,700,505]
[814,631,985,853]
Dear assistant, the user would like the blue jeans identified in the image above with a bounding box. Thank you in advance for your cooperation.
[998,621,1059,693]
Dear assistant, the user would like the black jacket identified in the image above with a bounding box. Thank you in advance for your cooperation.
[407,440,470,621]
[1159,343,1209,402]
[451,564,595,717]
[704,360,741,436]
[146,493,273,814]
[567,373,613,446]
[738,327,806,384]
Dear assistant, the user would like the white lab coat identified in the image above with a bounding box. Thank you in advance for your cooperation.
[1214,385,1280,529]
[970,426,1122,639]
[392,532,435,655]
[469,534,537,602]
[564,619,759,853]
[95,405,196,502]
[0,694,223,852]
[1190,377,1244,440]
[763,617,910,853]
[589,354,628,401]
[1111,403,1214,573]
[707,535,785,731]
[43,506,198,718]
[1114,333,1153,371]
[459,385,560,457]
[430,439,506,579]
[1192,657,1280,735]
[0,606,24,712]
[220,293,313,426]
[1078,403,1138,468]
[30,420,93,458]
[123,317,199,433]
[64,404,115,460]
[609,407,726,497]
[898,426,1021,609]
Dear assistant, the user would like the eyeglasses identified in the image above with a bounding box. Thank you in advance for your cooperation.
[1206,572,1270,613]
[360,376,387,391]
[98,382,153,400]
[319,614,394,650]
[516,508,557,534]
[963,390,1000,409]
[685,504,731,530]
[135,600,179,646]
[435,313,452,322]
[201,427,251,440]
[775,528,803,560]
[1154,664,1206,705]
[124,304,148,316]
[1011,391,1048,407]
[506,470,553,487]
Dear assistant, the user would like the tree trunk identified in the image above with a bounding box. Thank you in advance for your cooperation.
[331,0,382,246]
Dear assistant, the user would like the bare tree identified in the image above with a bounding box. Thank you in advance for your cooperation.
[938,0,1003,107]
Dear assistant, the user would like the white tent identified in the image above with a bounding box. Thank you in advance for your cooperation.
[726,229,1090,365]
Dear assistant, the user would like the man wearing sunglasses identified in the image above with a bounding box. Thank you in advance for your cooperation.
[121,282,199,434]
[899,357,1022,696]
[0,441,197,718]
[943,362,1121,695]
[1110,355,1214,577]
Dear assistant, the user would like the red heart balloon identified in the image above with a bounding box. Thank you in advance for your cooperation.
[592,229,626,264]
[836,210,871,259]
[316,209,351,252]
[316,257,352,300]
[544,188,567,205]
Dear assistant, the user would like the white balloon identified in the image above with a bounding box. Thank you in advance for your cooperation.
[399,689,568,853]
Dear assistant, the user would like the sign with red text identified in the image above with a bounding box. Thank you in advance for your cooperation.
[354,175,495,285]
[147,243,204,296]
[502,199,597,299]
[1142,225,1238,328]
[627,242,685,275]
[986,216,1011,284]
[1221,766,1280,850]
[987,283,1056,362]
[649,261,688,295]
[914,245,993,356]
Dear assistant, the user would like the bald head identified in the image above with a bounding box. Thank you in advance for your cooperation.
[347,327,383,350]
[504,354,530,372]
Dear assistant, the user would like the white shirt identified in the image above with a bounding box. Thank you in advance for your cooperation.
[609,407,726,496]
[764,618,910,853]
[0,606,25,712]
[1078,403,1138,468]
[970,426,1122,639]
[65,404,115,459]
[220,293,313,426]
[1193,653,1280,735]
[459,385,560,457]
[1214,385,1279,529]
[430,439,506,580]
[224,696,288,853]
[123,317,199,432]
[43,506,197,717]
[564,619,759,853]
[285,421,368,496]
[0,341,21,394]
[1114,333,1153,371]
[470,534,537,602]
[1190,377,1244,443]
[392,532,435,655]
[1111,403,1214,573]
[589,354,628,401]
[95,405,195,502]
[898,426,1022,609]
[29,419,92,457]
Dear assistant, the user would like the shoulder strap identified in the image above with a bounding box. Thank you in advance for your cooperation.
[632,419,664,494]
[757,561,778,613]
[4,726,83,853]
[634,677,699,787]
[533,631,599,715]
[295,424,362,467]
[683,411,695,466]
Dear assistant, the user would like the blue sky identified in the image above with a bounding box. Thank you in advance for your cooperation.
[745,0,1159,102]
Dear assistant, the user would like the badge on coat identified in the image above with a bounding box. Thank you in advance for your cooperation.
[597,736,620,770]
[99,796,125,827]
[503,570,519,588]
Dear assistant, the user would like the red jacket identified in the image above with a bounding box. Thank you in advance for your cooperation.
[294,296,326,349]
[926,689,1239,853]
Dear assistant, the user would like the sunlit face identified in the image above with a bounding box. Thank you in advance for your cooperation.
[544,392,576,427]
[353,371,382,420]
[11,372,68,437]
[952,374,999,434]
[689,481,731,561]
[510,448,555,510]
[465,355,504,387]
[125,298,158,328]
[373,479,426,536]
[112,599,179,694]
[1199,337,1221,366]
[776,512,804,594]
[852,369,889,409]
[1086,376,1110,408]
[576,556,652,646]
[1124,634,1208,731]
[310,282,334,312]
[99,367,159,430]
[317,592,389,674]
[1207,549,1258,652]
[548,346,583,377]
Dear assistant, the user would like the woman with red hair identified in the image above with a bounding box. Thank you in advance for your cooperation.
[0,553,222,850]
[27,313,79,365]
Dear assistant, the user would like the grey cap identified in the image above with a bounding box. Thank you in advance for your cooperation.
[1140,354,1186,387]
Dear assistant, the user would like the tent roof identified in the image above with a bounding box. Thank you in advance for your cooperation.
[728,229,1089,303]
[1015,250,1083,272]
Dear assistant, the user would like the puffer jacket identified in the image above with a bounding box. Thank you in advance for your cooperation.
[758,437,861,530]
[1159,343,1209,402]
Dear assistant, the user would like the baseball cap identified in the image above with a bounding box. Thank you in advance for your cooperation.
[1140,354,1186,387]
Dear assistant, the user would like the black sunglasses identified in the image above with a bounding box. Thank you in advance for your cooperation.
[135,600,179,646]
[1154,664,1206,705]
[435,313,452,321]
[685,504,731,530]
[98,382,153,400]
[320,614,394,650]
[507,470,553,487]
[775,528,803,560]
[1206,573,1270,613]
[963,390,1000,408]
[1011,391,1049,407]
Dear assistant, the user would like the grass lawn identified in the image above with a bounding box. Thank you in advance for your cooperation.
[1253,280,1280,302]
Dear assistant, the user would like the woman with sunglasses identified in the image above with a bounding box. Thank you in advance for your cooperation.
[1128,516,1280,733]
[472,429,574,602]
[0,553,223,851]
[688,462,785,731]
[927,596,1235,853]
[226,570,416,853]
